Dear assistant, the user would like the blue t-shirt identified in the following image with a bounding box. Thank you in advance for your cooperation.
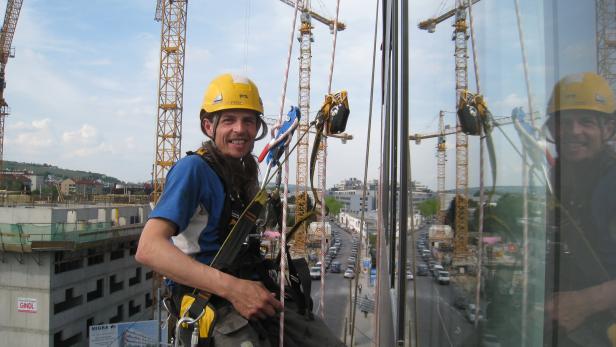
[149,155,226,265]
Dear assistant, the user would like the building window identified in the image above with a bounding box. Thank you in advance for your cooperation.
[129,240,138,256]
[110,242,124,260]
[145,293,153,308]
[87,247,104,266]
[54,251,83,274]
[87,279,104,302]
[109,304,123,324]
[129,299,141,317]
[109,275,124,294]
[86,318,94,338]
[54,288,83,314]
[145,270,153,280]
[54,331,82,347]
[129,267,142,286]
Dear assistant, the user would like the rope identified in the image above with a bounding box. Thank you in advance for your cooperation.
[466,0,484,328]
[350,0,379,345]
[513,0,536,125]
[513,2,537,339]
[466,0,481,94]
[276,2,301,344]
[319,0,342,320]
[242,0,251,74]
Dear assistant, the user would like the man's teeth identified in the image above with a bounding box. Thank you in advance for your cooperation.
[231,140,246,144]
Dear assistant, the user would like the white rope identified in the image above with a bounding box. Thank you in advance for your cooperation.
[513,2,534,342]
[466,0,485,329]
[350,0,379,344]
[466,0,481,94]
[513,0,536,125]
[319,0,342,320]
[277,1,301,344]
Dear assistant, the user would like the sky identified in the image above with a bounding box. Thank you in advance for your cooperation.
[1,0,597,190]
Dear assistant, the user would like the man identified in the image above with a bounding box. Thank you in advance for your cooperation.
[136,73,343,346]
[544,72,616,346]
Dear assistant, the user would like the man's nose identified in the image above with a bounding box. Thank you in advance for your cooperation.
[232,121,246,133]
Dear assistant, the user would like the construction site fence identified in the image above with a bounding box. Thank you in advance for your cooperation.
[0,221,142,248]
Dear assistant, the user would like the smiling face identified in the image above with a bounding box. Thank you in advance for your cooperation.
[202,109,259,159]
[550,109,615,162]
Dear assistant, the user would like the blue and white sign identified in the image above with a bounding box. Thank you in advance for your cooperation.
[89,320,166,347]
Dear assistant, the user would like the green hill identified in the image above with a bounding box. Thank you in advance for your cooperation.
[3,160,123,184]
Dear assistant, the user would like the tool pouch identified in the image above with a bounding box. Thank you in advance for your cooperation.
[178,295,268,347]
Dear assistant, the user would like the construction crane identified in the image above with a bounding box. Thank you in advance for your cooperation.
[596,0,616,90]
[277,0,345,260]
[419,0,481,260]
[410,112,455,224]
[151,0,188,204]
[0,0,23,182]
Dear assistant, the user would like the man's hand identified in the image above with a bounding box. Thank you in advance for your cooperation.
[226,278,283,320]
[545,290,593,332]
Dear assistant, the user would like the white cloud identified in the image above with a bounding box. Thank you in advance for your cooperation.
[62,124,99,145]
[6,118,55,154]
[68,142,113,158]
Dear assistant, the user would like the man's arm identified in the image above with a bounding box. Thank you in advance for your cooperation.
[135,218,282,320]
[546,280,616,331]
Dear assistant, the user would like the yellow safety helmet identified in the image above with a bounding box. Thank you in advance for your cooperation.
[201,73,264,115]
[200,73,267,140]
[547,72,615,115]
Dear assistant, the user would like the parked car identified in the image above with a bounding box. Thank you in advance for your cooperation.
[310,266,321,280]
[330,261,341,273]
[417,264,429,276]
[453,296,468,310]
[344,269,355,279]
[406,271,414,280]
[437,271,450,285]
[466,304,484,323]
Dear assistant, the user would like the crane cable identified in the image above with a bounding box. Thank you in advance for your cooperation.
[349,0,379,345]
[317,0,343,320]
[465,0,485,328]
[275,1,301,344]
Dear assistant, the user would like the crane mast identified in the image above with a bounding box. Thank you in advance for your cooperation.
[152,0,188,203]
[419,0,476,261]
[278,0,344,260]
[596,0,616,90]
[0,0,23,180]
[291,5,313,259]
[437,111,447,223]
[452,3,470,257]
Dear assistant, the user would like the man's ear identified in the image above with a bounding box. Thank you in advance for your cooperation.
[202,117,214,138]
[604,118,616,141]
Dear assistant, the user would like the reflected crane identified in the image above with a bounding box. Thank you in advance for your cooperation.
[0,0,24,182]
[277,0,345,260]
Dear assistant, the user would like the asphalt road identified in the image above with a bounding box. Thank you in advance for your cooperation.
[311,222,358,341]
[407,224,478,347]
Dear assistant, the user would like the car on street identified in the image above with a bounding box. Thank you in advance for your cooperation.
[406,271,413,280]
[310,266,321,280]
[466,304,484,323]
[344,269,355,279]
[436,271,450,285]
[330,261,341,273]
[453,296,468,310]
[417,264,429,276]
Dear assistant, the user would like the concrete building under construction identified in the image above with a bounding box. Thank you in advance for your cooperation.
[0,203,153,347]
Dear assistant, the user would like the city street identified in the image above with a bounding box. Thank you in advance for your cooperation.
[311,222,358,341]
[406,224,479,347]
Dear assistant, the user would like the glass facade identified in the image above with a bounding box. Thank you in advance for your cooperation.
[378,1,616,346]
